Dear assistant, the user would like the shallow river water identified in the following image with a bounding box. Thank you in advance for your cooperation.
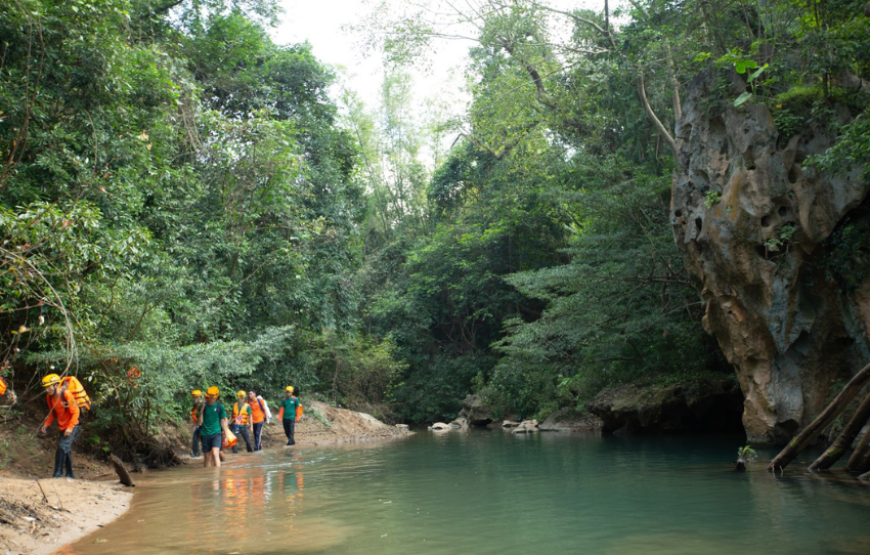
[57,431,870,555]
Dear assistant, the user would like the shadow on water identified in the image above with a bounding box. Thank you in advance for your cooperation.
[57,431,870,555]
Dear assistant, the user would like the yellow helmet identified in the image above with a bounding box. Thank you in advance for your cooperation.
[237,390,246,398]
[41,374,61,388]
[191,390,203,398]
[285,386,294,393]
[206,386,219,399]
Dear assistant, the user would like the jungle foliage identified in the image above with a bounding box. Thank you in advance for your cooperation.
[1,0,868,447]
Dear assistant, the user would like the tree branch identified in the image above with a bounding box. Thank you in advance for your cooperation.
[638,73,679,159]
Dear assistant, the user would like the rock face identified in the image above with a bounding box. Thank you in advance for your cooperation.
[586,377,744,434]
[671,68,869,444]
[457,395,494,426]
[539,408,603,432]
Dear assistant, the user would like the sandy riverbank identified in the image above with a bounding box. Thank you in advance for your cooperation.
[0,477,132,555]
[0,400,407,555]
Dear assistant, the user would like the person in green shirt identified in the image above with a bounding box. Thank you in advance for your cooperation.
[278,386,300,446]
[197,386,229,468]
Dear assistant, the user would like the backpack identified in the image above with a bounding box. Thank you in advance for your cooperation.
[62,376,91,411]
[257,396,272,422]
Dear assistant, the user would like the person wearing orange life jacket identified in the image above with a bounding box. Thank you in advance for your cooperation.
[247,390,270,451]
[232,390,254,453]
[190,390,204,457]
[278,386,300,446]
[197,386,230,468]
[39,373,80,479]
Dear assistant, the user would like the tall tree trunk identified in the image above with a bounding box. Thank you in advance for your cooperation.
[809,393,870,470]
[768,363,870,472]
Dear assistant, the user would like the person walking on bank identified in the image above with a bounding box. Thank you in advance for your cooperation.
[39,374,80,479]
[247,390,270,451]
[198,386,229,468]
[278,386,300,446]
[232,390,254,453]
[191,390,204,457]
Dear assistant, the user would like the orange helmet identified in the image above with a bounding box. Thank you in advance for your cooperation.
[191,390,203,398]
[206,386,219,399]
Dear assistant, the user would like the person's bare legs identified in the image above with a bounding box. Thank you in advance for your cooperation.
[203,450,212,467]
[211,447,221,468]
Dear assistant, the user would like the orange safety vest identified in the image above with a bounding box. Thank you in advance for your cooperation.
[44,390,80,431]
[233,402,251,426]
[191,405,199,424]
[249,397,266,424]
[0,376,6,396]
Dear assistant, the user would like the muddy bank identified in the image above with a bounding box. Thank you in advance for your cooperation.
[0,477,131,555]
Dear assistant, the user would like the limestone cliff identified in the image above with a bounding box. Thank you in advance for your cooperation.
[671,69,869,444]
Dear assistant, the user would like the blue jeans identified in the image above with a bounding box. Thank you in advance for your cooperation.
[233,424,253,453]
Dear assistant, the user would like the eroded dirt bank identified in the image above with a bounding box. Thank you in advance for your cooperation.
[0,477,132,555]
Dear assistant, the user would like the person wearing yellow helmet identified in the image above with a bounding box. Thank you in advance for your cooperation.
[39,373,80,478]
[277,386,300,447]
[190,390,204,458]
[232,390,254,453]
[196,386,229,468]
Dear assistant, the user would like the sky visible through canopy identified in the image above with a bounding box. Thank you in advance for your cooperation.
[272,0,612,131]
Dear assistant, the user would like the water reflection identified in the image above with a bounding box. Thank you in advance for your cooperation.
[57,432,870,555]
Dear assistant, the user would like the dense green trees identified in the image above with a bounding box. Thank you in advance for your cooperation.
[1,0,867,445]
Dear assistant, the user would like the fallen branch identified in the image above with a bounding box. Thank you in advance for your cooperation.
[809,392,870,471]
[109,454,135,487]
[846,425,870,474]
[768,363,870,471]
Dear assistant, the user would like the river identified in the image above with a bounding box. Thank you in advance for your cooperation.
[55,430,870,555]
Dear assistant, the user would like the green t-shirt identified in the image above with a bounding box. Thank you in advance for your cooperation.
[279,396,300,420]
[200,401,227,436]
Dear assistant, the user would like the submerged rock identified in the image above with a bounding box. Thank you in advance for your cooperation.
[449,417,469,429]
[671,68,870,444]
[428,422,451,431]
[586,377,744,434]
[511,420,539,434]
[501,420,520,428]
[539,408,602,432]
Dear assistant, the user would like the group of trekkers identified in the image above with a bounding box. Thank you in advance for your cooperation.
[34,370,302,477]
[189,386,302,468]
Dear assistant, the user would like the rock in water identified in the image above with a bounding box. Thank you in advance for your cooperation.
[671,68,869,445]
[428,422,451,431]
[457,395,493,427]
[449,417,468,429]
[511,420,539,434]
[539,408,602,432]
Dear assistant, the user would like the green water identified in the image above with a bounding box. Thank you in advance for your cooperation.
[58,431,870,555]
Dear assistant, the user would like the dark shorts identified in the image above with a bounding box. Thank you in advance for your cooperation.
[201,433,222,452]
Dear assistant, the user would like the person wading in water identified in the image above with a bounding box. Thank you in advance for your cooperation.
[232,390,254,453]
[198,386,229,468]
[190,390,204,457]
[39,374,81,478]
[278,386,300,446]
[247,390,270,451]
